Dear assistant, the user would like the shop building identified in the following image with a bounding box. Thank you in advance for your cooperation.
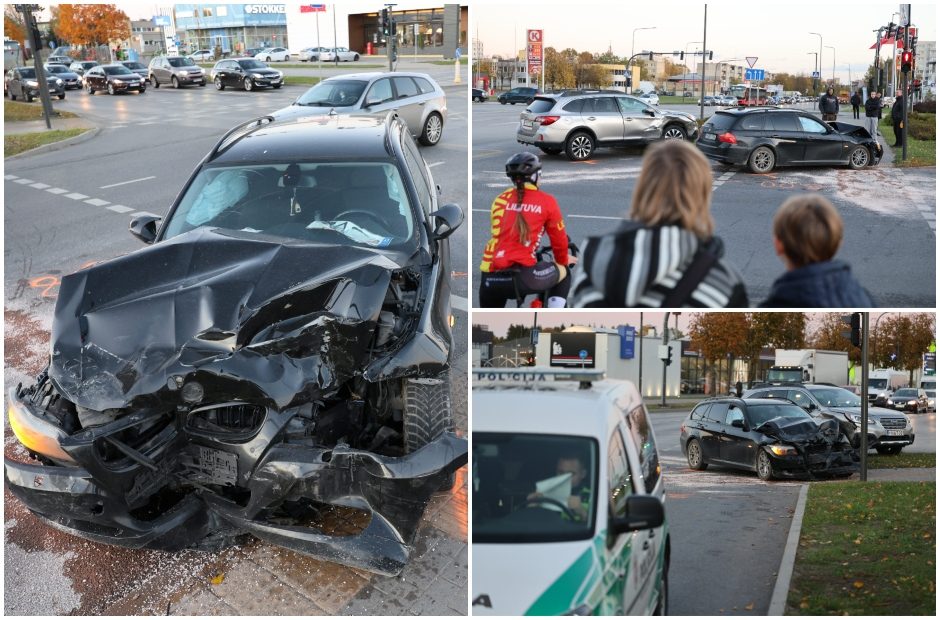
[172,3,288,55]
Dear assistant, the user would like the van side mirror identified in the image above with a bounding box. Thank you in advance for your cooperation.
[129,216,160,244]
[429,203,463,241]
[609,496,664,536]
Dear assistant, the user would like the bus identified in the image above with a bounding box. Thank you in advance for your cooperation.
[730,84,769,106]
[4,39,21,71]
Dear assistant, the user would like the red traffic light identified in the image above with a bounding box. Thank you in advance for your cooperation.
[901,51,913,73]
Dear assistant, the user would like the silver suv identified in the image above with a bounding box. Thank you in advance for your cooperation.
[517,91,698,160]
[148,55,206,88]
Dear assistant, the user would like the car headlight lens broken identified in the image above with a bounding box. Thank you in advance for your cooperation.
[181,381,205,404]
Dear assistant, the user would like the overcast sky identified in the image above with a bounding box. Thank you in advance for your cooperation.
[472,1,936,83]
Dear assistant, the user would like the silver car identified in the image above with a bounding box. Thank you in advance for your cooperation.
[270,72,446,146]
[321,47,360,62]
[517,92,699,160]
[148,55,206,88]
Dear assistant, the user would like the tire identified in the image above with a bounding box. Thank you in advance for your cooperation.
[86,83,94,95]
[9,90,15,101]
[653,563,668,615]
[152,75,159,88]
[284,55,289,61]
[25,92,33,102]
[57,93,65,100]
[419,112,444,146]
[686,439,707,470]
[848,145,870,170]
[244,77,253,92]
[272,84,281,89]
[199,82,206,87]
[403,374,455,489]
[756,449,774,481]
[215,77,224,90]
[876,445,902,455]
[747,146,776,174]
[500,100,506,105]
[107,83,115,95]
[565,131,595,161]
[353,54,360,61]
[172,76,180,89]
[662,124,687,140]
[538,145,563,155]
[266,56,272,62]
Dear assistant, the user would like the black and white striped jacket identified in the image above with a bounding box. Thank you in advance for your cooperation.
[570,223,749,308]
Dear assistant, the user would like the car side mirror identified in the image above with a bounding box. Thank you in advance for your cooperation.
[129,216,160,244]
[429,203,463,241]
[643,108,655,116]
[609,496,664,536]
[364,96,383,108]
[731,418,745,429]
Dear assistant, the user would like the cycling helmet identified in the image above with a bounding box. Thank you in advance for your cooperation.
[505,152,541,184]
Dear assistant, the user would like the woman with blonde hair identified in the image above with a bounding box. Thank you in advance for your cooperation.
[570,140,748,307]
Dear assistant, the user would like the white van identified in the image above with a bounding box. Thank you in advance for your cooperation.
[868,369,908,405]
[472,367,669,616]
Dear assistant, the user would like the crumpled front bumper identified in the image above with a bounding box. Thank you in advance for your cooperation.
[5,432,466,576]
[766,445,859,479]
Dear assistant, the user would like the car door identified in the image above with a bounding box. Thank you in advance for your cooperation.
[603,426,639,615]
[391,76,423,130]
[581,96,624,144]
[363,77,395,116]
[697,402,728,460]
[616,96,655,141]
[766,112,805,163]
[718,404,755,467]
[796,114,845,162]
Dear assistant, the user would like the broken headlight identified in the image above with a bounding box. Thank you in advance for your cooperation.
[767,444,798,457]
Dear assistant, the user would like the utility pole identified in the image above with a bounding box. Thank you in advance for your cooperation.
[901,5,911,162]
[661,313,670,407]
[638,312,644,399]
[16,4,52,129]
[860,313,869,481]
[699,4,707,120]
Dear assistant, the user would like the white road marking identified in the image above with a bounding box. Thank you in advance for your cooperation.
[100,176,156,189]
[46,187,68,194]
[107,205,135,213]
[14,178,34,184]
[131,211,161,218]
[5,174,18,180]
[64,193,89,200]
[29,182,50,189]
[451,295,468,312]
[84,198,110,207]
[428,161,445,168]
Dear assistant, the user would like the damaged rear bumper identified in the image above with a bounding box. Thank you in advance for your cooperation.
[5,432,466,576]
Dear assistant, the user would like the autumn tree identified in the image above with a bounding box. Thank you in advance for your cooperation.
[4,6,26,57]
[583,64,610,88]
[742,313,806,382]
[544,46,575,89]
[809,313,860,364]
[874,313,935,383]
[688,313,748,393]
[55,4,130,54]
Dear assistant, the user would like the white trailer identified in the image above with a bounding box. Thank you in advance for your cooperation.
[768,349,849,385]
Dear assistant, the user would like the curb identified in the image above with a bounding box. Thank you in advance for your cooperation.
[768,483,809,615]
[6,125,101,161]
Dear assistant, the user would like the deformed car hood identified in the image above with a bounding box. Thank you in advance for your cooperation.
[827,406,903,421]
[756,417,841,443]
[49,228,413,411]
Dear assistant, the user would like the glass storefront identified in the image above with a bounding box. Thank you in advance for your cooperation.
[360,8,465,55]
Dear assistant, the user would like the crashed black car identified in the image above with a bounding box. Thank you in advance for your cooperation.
[679,397,859,480]
[696,107,883,173]
[5,113,466,576]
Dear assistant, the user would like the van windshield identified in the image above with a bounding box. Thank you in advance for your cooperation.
[869,379,887,389]
[473,433,597,544]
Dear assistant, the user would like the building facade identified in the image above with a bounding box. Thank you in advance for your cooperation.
[172,3,289,55]
[129,19,165,58]
[696,61,747,94]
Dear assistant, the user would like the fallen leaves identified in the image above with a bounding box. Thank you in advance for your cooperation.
[853,581,864,589]
[209,573,225,585]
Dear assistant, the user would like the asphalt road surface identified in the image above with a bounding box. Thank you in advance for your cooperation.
[647,406,936,615]
[470,101,936,307]
[4,59,469,615]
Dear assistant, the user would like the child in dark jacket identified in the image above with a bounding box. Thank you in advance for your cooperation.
[761,194,874,307]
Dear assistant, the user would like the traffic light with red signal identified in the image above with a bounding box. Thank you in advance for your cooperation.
[901,50,913,73]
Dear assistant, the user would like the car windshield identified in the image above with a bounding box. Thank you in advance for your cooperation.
[18,67,36,78]
[125,62,146,70]
[807,387,862,407]
[894,389,917,398]
[163,162,415,247]
[473,433,598,544]
[104,66,132,75]
[81,62,97,69]
[45,65,67,74]
[237,59,267,70]
[748,403,813,426]
[168,57,196,67]
[295,80,367,106]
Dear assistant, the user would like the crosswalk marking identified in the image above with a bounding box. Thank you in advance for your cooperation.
[107,205,135,213]
[64,192,88,200]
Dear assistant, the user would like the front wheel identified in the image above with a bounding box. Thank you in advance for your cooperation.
[565,131,595,161]
[283,55,289,62]
[419,112,443,146]
[172,76,180,89]
[266,56,272,62]
[662,124,687,140]
[653,563,668,615]
[215,77,224,90]
[272,84,281,89]
[151,75,159,88]
[86,83,94,95]
[848,145,870,170]
[57,93,65,100]
[756,449,774,480]
[686,439,707,470]
[107,83,115,95]
[353,54,360,61]
[244,77,253,92]
[748,146,776,174]
[25,92,33,102]
[402,374,455,489]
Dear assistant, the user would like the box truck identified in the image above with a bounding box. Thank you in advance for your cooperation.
[767,349,849,385]
[868,369,908,405]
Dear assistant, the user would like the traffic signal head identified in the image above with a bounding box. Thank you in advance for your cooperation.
[379,8,389,35]
[841,313,862,347]
[708,50,713,60]
[901,50,913,73]
[666,345,673,366]
[648,51,653,61]
[679,51,684,60]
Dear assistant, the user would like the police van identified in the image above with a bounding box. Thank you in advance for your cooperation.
[472,367,670,616]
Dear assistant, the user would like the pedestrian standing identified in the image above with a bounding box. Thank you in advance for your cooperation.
[850,89,862,119]
[818,86,839,121]
[864,91,881,137]
[891,88,905,147]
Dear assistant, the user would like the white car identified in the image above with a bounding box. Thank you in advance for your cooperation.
[189,49,212,62]
[321,47,360,62]
[472,367,669,615]
[299,46,330,62]
[638,91,659,105]
[255,47,290,62]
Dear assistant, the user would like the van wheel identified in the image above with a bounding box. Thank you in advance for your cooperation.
[565,131,595,160]
[756,449,774,480]
[848,145,870,170]
[748,146,775,173]
[686,439,707,470]
[402,373,455,490]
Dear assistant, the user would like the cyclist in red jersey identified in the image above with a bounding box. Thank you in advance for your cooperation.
[478,152,575,307]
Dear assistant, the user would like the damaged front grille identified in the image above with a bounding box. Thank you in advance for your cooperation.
[186,402,267,440]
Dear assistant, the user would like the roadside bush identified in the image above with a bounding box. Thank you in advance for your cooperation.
[907,112,936,141]
[912,100,935,114]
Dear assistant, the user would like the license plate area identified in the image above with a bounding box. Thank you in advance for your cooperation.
[885,429,906,436]
[704,132,716,141]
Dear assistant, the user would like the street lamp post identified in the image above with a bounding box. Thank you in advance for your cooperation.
[630,26,656,94]
[810,31,823,97]
[808,51,818,97]
[825,45,836,86]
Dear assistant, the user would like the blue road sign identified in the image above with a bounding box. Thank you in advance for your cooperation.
[579,349,588,360]
[811,71,820,79]
[618,326,636,359]
[745,68,765,81]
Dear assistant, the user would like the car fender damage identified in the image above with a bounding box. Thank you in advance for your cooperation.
[5,227,463,575]
[755,417,859,479]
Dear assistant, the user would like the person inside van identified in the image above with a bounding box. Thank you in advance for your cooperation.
[528,453,591,521]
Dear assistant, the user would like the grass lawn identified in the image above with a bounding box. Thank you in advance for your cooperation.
[879,115,935,166]
[282,76,320,86]
[868,452,935,469]
[430,57,468,65]
[5,128,89,157]
[787,481,935,615]
[4,100,77,122]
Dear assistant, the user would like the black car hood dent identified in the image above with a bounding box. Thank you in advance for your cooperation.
[50,228,413,411]
[756,416,841,444]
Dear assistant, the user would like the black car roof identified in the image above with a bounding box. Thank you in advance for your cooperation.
[715,106,803,115]
[209,114,398,165]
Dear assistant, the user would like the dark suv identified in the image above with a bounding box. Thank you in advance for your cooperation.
[743,384,914,455]
[5,113,466,576]
[696,107,882,173]
[679,397,858,480]
[497,86,538,105]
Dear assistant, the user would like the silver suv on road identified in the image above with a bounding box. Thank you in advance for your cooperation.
[148,55,206,88]
[517,91,698,160]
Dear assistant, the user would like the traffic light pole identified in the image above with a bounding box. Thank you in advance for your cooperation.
[17,4,53,129]
[901,7,911,162]
[860,312,869,482]
[661,313,669,407]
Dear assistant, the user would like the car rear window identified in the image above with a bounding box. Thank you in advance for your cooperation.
[392,76,419,98]
[706,113,737,131]
[526,97,556,113]
[562,99,583,113]
[414,76,436,94]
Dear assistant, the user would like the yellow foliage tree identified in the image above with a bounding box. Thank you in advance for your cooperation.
[55,4,130,52]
